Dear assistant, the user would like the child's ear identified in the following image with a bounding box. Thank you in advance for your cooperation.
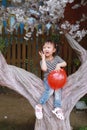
[53,48,56,53]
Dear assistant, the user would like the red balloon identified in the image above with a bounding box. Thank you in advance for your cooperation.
[48,69,67,90]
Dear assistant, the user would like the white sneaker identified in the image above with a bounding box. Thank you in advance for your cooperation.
[35,105,43,120]
[52,107,64,120]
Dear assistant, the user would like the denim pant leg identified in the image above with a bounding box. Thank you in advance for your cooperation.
[54,88,62,108]
[39,80,54,105]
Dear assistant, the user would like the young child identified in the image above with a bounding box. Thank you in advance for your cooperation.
[35,40,67,120]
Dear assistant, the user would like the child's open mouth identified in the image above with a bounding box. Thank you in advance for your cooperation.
[45,52,49,55]
[46,51,49,53]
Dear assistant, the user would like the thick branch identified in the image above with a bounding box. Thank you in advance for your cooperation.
[62,61,87,114]
[0,52,44,108]
[65,34,87,63]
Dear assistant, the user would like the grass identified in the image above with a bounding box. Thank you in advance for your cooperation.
[73,127,87,130]
[79,127,87,130]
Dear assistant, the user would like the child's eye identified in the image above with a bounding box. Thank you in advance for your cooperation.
[43,47,45,49]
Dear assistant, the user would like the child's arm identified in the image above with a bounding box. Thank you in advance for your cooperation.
[55,61,67,70]
[39,51,47,71]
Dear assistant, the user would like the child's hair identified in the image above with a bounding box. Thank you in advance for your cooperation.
[44,39,59,56]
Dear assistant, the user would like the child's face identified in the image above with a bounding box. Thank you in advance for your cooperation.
[43,42,56,57]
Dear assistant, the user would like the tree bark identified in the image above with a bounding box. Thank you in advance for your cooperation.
[0,34,87,130]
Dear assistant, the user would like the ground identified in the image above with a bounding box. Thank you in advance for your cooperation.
[0,89,87,130]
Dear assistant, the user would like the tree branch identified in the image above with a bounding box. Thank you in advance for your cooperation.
[0,52,44,108]
[62,60,87,113]
[65,34,87,63]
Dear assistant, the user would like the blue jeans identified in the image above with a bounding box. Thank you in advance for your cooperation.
[39,79,62,108]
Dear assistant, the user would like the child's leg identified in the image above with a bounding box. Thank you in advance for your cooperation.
[52,89,64,120]
[35,80,54,119]
[39,79,54,104]
[54,89,62,108]
[35,88,53,120]
[39,87,54,105]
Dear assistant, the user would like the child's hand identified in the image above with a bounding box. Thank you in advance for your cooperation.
[55,62,67,70]
[39,51,45,60]
[55,64,61,71]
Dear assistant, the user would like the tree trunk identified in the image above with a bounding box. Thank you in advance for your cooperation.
[0,34,87,130]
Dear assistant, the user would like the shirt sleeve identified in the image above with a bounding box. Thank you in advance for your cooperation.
[56,55,65,63]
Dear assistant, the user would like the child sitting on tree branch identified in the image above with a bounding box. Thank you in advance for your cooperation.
[35,39,67,120]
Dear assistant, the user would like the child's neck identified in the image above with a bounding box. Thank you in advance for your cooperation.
[46,55,54,61]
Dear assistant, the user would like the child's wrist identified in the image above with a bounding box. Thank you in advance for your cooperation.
[42,57,46,61]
